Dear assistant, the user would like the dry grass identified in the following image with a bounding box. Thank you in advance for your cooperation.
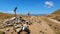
[46,9,60,21]
[0,12,15,20]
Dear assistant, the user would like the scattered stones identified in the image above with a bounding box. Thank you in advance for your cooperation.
[38,21,41,23]
[40,30,45,34]
[45,29,47,31]
[49,24,52,26]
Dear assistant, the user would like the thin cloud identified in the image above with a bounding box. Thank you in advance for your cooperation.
[44,1,54,8]
[3,11,14,14]
[7,11,14,14]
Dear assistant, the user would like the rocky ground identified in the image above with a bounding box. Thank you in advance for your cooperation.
[0,16,60,34]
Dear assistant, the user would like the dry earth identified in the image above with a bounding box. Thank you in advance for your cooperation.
[28,16,56,34]
[0,16,60,34]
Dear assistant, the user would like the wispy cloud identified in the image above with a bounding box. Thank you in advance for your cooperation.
[2,11,14,14]
[44,1,54,8]
[7,11,14,14]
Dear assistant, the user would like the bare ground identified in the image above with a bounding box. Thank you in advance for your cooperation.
[0,16,60,34]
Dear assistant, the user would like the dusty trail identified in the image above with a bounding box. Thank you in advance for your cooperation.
[40,17,60,34]
[29,17,56,34]
[47,18,60,23]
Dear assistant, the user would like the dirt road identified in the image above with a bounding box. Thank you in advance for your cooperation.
[29,17,56,34]
[47,18,60,23]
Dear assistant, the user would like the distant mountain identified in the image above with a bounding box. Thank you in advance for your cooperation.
[23,14,47,16]
[30,14,47,16]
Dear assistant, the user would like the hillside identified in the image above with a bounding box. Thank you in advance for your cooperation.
[52,9,60,15]
[0,12,14,20]
[46,9,60,21]
[51,9,60,21]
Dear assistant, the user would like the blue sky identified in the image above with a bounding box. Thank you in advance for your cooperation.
[0,0,60,14]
